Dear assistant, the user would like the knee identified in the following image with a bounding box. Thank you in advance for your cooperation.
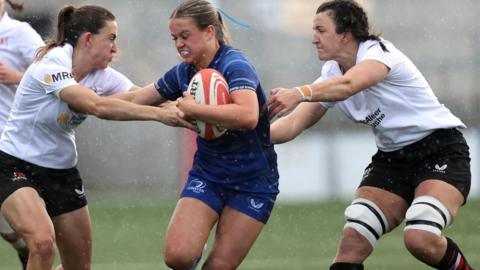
[28,234,56,261]
[404,230,443,259]
[343,198,390,247]
[164,247,197,270]
[403,196,451,260]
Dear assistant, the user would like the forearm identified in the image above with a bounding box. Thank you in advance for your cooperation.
[270,117,301,144]
[110,84,165,105]
[270,102,327,144]
[90,97,161,121]
[188,103,258,130]
[308,76,354,102]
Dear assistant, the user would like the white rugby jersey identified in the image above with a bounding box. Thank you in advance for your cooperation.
[0,44,133,169]
[0,12,44,132]
[319,39,465,152]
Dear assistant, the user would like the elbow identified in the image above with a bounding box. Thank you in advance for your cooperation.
[240,114,258,130]
[89,100,115,120]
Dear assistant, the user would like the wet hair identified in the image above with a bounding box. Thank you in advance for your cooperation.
[170,0,230,45]
[36,5,115,60]
[6,0,24,12]
[317,0,388,52]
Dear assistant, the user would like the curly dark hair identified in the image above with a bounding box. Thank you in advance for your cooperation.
[317,0,388,52]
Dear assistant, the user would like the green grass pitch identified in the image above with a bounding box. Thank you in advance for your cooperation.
[0,194,478,269]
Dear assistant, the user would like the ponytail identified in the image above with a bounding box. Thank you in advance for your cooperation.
[6,0,23,12]
[36,6,75,61]
[216,11,231,45]
[35,5,115,61]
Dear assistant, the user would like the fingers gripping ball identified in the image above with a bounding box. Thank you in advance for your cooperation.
[188,68,231,140]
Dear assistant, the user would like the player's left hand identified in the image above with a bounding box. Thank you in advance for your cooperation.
[158,100,195,130]
[0,63,23,84]
[267,87,302,119]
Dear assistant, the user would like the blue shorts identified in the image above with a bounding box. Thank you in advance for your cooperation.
[180,174,278,224]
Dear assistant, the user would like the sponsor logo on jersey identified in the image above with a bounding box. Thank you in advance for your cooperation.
[360,108,385,128]
[57,111,87,129]
[186,179,206,193]
[433,164,447,173]
[44,71,73,84]
[11,171,27,182]
[57,112,70,123]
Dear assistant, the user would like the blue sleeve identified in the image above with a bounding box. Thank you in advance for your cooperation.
[154,65,183,101]
[221,59,258,93]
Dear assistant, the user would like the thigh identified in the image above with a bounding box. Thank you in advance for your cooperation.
[415,180,464,219]
[1,187,54,240]
[359,151,416,205]
[52,206,92,270]
[205,206,264,268]
[416,129,471,204]
[164,197,219,259]
[35,167,87,217]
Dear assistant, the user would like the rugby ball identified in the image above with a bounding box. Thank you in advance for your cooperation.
[187,68,230,140]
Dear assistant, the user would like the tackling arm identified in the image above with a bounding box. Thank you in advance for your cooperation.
[270,102,327,144]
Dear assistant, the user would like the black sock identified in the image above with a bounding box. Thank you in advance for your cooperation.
[435,237,474,270]
[330,262,364,270]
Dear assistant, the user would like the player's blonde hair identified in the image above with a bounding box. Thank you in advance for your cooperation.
[170,0,231,45]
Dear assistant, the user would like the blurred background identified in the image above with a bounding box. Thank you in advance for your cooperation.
[2,0,479,269]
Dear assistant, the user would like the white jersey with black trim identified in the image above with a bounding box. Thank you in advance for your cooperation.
[319,39,465,152]
[0,12,44,132]
[0,44,133,169]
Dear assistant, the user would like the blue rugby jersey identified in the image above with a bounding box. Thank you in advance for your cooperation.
[155,44,278,186]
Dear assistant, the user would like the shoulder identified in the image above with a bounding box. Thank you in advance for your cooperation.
[218,46,255,72]
[222,45,250,63]
[321,61,341,77]
[42,46,72,67]
[358,39,403,68]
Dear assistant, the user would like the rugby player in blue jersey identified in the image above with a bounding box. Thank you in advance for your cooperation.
[123,0,279,269]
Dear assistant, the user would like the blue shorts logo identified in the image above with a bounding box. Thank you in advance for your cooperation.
[187,179,206,193]
[248,197,264,211]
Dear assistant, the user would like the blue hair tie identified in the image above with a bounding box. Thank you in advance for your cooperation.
[217,8,251,30]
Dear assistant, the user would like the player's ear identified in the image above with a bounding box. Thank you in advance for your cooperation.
[205,25,216,40]
[80,32,93,48]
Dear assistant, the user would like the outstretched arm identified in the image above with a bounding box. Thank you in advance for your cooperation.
[59,84,194,129]
[111,83,167,106]
[268,60,389,118]
[270,102,327,144]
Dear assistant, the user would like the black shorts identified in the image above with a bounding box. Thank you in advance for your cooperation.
[0,151,87,217]
[359,128,471,204]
